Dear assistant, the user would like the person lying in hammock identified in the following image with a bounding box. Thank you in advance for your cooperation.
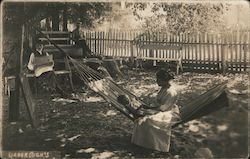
[117,68,180,119]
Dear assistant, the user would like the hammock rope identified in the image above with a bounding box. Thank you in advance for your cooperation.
[68,56,143,120]
[34,27,228,124]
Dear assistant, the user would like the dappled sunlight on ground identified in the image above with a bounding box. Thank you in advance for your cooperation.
[2,70,249,158]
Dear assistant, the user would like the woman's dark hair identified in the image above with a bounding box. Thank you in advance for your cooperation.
[117,95,130,105]
[156,68,174,82]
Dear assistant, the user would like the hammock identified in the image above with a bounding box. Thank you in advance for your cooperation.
[69,57,145,120]
[35,28,229,152]
[69,56,228,121]
[69,56,229,152]
[173,82,228,127]
[35,28,229,123]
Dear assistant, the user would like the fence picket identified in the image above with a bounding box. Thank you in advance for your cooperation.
[230,32,233,71]
[198,33,201,70]
[234,31,237,71]
[190,33,193,68]
[98,31,100,54]
[188,33,191,70]
[211,34,214,70]
[238,31,241,71]
[246,31,250,71]
[235,31,238,71]
[208,33,211,70]
[216,34,220,71]
[183,33,187,65]
[243,32,247,71]
[202,33,205,70]
[111,30,114,57]
[194,33,198,69]
[83,29,248,72]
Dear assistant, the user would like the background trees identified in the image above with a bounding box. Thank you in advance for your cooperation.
[2,2,111,74]
[3,2,111,30]
[129,2,229,34]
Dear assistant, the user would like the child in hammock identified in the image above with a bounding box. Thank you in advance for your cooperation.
[117,68,180,119]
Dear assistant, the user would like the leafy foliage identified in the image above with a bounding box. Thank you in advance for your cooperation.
[66,3,111,28]
[2,2,111,73]
[130,2,229,34]
[2,2,111,28]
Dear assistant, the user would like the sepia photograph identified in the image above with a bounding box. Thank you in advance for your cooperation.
[0,0,249,158]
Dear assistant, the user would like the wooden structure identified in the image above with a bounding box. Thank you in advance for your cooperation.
[136,44,183,74]
[28,30,79,90]
[84,30,250,73]
[5,28,78,124]
[20,75,39,127]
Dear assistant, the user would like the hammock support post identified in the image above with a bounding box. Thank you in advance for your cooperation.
[9,25,25,121]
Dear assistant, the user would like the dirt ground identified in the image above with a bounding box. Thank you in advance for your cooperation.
[2,69,249,159]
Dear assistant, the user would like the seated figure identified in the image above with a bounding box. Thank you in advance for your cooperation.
[117,68,180,119]
[28,43,54,77]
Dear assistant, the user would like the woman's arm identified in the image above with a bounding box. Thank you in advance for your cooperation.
[27,53,35,71]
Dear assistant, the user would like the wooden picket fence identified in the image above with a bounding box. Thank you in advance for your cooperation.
[84,30,250,73]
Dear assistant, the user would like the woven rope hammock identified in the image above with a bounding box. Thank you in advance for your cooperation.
[35,28,229,125]
[69,56,228,123]
[69,56,145,120]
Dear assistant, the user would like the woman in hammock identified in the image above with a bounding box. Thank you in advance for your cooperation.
[117,68,180,119]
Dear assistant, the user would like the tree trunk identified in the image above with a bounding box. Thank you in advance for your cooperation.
[52,10,59,31]
[45,17,51,31]
[62,7,68,31]
[102,59,123,79]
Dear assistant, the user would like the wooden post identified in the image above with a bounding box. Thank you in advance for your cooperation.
[94,31,97,54]
[243,32,248,71]
[20,25,24,74]
[9,25,24,121]
[130,41,135,66]
[187,33,190,71]
[221,34,227,74]
[62,7,68,31]
[52,10,60,31]
[45,18,50,31]
[216,34,220,71]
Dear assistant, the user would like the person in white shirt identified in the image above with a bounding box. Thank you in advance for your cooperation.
[27,43,68,97]
[117,68,180,119]
[27,43,50,72]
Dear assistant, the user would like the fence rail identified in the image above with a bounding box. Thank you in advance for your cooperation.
[84,30,250,72]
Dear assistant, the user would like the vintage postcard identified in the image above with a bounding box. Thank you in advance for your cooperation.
[1,0,249,158]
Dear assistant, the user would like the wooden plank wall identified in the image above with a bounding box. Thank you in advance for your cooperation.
[84,30,250,72]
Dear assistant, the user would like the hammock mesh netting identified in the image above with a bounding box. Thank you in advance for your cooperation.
[69,56,145,120]
[68,56,229,124]
[36,28,229,124]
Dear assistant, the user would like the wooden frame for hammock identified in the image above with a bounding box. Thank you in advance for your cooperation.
[30,29,75,90]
